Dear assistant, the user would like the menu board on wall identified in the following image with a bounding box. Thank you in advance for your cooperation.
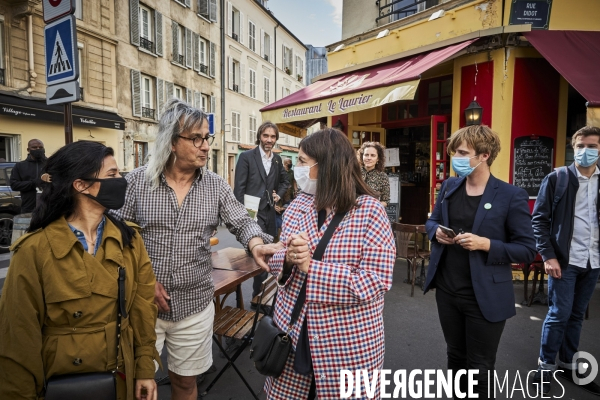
[385,203,398,224]
[513,136,554,198]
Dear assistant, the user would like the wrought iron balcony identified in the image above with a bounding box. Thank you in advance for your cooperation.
[200,64,208,74]
[376,0,439,23]
[0,69,4,86]
[140,37,155,53]
[80,87,84,101]
[177,54,184,65]
[233,84,239,93]
[142,107,155,119]
[232,33,239,42]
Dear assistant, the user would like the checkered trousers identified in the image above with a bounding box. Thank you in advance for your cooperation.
[113,166,271,322]
[264,193,396,399]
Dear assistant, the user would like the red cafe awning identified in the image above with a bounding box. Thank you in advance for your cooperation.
[260,39,476,126]
[524,30,600,106]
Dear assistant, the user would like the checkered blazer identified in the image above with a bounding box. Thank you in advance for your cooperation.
[264,193,395,400]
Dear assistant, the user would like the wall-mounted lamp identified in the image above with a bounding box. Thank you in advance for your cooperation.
[464,99,483,126]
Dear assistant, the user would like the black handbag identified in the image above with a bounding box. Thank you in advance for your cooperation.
[45,267,128,400]
[250,211,346,378]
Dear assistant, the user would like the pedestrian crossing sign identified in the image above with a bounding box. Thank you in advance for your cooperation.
[44,15,78,85]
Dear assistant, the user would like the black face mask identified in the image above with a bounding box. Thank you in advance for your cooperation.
[30,149,45,159]
[83,177,128,210]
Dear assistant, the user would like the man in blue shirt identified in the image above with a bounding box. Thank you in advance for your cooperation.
[532,126,600,396]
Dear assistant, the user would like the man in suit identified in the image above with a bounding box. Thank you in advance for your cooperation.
[234,121,289,297]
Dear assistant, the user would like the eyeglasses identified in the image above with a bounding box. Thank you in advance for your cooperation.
[177,135,214,147]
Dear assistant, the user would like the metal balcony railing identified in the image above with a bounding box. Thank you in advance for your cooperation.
[263,54,269,62]
[140,37,155,53]
[233,84,239,93]
[142,107,155,119]
[80,87,84,101]
[0,69,4,85]
[232,32,239,42]
[376,0,439,23]
[177,54,184,65]
[200,64,208,74]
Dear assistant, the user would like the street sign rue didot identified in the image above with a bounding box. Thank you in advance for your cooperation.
[44,15,79,86]
[43,0,76,24]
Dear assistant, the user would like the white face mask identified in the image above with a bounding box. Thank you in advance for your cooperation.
[294,162,318,195]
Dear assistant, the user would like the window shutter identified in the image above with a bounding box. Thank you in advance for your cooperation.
[209,42,216,77]
[270,37,273,64]
[239,12,244,45]
[156,78,164,117]
[130,0,140,46]
[166,81,174,100]
[289,48,294,75]
[227,2,232,37]
[194,91,200,109]
[199,0,208,17]
[228,56,233,90]
[186,88,192,104]
[193,33,200,71]
[260,29,264,58]
[185,28,192,68]
[209,0,217,22]
[185,0,191,7]
[238,113,242,142]
[155,11,163,56]
[210,95,216,114]
[171,21,179,62]
[240,63,245,95]
[131,69,141,117]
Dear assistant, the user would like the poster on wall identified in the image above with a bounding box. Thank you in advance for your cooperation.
[385,148,400,167]
[512,135,554,198]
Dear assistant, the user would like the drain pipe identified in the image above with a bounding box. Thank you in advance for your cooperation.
[26,15,37,93]
[274,22,279,101]
[220,0,226,179]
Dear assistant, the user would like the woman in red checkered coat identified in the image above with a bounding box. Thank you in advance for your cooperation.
[264,128,396,399]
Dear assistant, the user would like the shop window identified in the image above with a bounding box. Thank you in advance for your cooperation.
[385,91,419,121]
[427,77,452,115]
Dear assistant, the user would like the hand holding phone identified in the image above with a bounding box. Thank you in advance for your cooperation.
[437,225,456,238]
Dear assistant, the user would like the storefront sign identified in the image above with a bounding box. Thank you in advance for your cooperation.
[509,0,552,29]
[261,80,420,125]
[512,136,554,198]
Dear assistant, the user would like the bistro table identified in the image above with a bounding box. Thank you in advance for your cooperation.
[211,247,263,313]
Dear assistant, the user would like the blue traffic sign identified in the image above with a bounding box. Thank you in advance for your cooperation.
[207,113,215,135]
[44,15,78,85]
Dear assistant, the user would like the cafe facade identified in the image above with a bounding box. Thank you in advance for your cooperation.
[260,0,600,224]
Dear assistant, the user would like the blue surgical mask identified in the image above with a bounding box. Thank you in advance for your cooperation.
[451,155,481,177]
[575,148,599,168]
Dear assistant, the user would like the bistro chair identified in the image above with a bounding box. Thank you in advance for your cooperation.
[201,277,271,399]
[250,274,278,314]
[415,225,431,289]
[392,222,421,297]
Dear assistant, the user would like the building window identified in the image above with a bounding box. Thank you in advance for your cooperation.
[174,85,184,100]
[283,46,293,75]
[248,21,256,52]
[74,0,82,20]
[0,20,4,85]
[263,76,270,103]
[249,69,256,99]
[427,77,453,115]
[198,37,208,74]
[201,93,210,112]
[262,32,271,62]
[249,115,257,144]
[139,4,154,53]
[230,59,240,92]
[231,111,241,142]
[198,0,217,22]
[283,87,290,98]
[295,56,303,83]
[231,6,240,41]
[77,46,84,100]
[134,141,148,168]
[172,22,188,65]
[141,75,155,119]
[178,25,184,64]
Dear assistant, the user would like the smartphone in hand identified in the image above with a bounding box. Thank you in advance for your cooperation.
[438,224,456,238]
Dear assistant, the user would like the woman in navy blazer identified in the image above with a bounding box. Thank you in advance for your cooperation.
[425,125,536,398]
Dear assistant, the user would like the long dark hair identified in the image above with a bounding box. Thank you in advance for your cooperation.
[28,141,135,247]
[299,128,376,213]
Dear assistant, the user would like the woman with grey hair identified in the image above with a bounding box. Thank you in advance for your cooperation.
[113,98,282,399]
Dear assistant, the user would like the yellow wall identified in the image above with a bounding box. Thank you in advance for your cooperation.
[548,0,600,30]
[0,116,122,166]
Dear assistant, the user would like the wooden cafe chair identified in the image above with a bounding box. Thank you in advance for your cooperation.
[392,222,421,297]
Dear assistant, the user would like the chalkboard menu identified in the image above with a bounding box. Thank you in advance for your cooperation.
[385,203,398,224]
[513,136,554,198]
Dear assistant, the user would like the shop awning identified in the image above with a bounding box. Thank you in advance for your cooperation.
[260,39,476,128]
[524,30,600,106]
[0,93,126,130]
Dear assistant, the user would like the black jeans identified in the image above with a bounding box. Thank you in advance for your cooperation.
[436,288,506,399]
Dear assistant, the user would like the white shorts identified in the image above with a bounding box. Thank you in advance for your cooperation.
[155,302,215,376]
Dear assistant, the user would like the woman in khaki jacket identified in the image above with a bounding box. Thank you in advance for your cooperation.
[0,141,159,400]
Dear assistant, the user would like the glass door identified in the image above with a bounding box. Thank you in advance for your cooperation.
[430,116,450,211]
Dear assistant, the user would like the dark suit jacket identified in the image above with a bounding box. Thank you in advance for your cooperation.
[233,146,290,211]
[424,175,537,322]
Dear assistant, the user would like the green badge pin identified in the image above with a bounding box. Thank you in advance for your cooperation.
[484,203,492,210]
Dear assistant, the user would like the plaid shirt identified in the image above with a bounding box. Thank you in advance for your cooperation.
[113,166,271,322]
[265,193,395,399]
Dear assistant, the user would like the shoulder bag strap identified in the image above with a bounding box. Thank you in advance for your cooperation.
[289,210,347,326]
[114,267,127,371]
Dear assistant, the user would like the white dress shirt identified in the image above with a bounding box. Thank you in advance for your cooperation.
[568,166,600,269]
[259,145,273,175]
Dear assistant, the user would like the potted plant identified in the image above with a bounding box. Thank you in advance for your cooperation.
[297,74,303,82]
[285,67,291,75]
